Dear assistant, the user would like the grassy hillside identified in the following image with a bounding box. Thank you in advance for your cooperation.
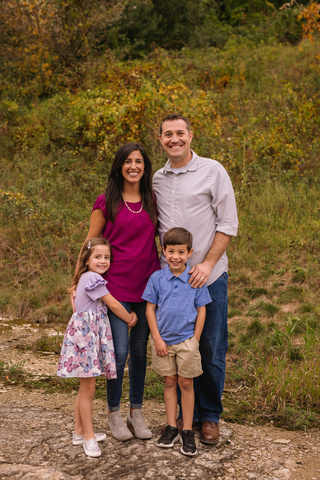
[0,35,319,428]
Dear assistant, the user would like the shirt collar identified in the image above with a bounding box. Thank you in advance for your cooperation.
[164,264,190,282]
[162,151,199,174]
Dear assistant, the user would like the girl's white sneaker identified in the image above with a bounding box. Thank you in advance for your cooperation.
[83,438,101,457]
[73,432,106,445]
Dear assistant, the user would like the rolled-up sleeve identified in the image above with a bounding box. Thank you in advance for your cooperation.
[209,164,238,237]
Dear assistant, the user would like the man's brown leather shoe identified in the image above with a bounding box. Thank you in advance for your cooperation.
[176,417,184,433]
[200,421,219,444]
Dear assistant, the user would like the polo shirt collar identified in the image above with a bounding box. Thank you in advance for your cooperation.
[164,264,190,282]
[162,150,199,174]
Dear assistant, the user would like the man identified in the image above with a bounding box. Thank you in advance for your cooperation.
[153,113,238,444]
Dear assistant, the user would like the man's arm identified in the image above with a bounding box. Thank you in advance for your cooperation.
[145,302,168,357]
[189,232,231,288]
[193,305,206,341]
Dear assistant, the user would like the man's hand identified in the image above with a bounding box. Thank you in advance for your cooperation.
[188,261,213,288]
[154,337,169,357]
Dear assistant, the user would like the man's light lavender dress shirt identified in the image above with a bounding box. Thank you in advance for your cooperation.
[153,151,238,286]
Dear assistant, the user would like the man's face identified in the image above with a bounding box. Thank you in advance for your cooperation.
[159,119,193,165]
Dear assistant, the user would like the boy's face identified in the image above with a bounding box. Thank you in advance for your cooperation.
[163,244,193,276]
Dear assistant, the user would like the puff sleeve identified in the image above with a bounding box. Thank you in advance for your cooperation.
[84,272,110,301]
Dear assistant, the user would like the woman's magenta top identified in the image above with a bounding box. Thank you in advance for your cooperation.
[92,194,160,302]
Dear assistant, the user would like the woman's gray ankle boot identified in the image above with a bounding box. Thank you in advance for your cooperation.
[127,408,153,439]
[108,411,133,441]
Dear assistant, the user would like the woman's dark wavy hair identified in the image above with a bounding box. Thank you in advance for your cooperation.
[105,143,157,224]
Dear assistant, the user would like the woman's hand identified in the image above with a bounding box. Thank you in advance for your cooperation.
[70,287,76,313]
[127,311,138,328]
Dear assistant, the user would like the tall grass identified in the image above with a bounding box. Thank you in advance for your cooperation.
[224,174,320,429]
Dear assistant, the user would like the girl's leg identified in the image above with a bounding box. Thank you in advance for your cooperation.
[74,392,83,435]
[128,301,149,408]
[178,376,194,431]
[77,377,96,440]
[107,303,130,411]
[164,375,178,427]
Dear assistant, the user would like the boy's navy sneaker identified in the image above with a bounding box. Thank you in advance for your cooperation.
[157,425,179,448]
[180,429,197,456]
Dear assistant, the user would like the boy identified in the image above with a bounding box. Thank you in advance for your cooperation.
[142,227,211,456]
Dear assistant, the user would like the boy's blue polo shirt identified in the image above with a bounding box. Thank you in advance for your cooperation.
[142,264,211,345]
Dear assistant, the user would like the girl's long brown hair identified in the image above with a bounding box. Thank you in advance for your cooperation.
[105,142,157,224]
[71,237,111,289]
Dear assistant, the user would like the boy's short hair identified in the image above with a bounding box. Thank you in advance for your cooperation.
[159,114,191,135]
[163,227,193,252]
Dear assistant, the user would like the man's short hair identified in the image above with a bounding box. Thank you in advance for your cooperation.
[163,227,193,251]
[159,114,192,135]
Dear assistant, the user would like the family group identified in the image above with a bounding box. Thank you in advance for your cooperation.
[57,114,239,458]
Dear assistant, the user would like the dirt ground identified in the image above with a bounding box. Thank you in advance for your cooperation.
[1,317,320,480]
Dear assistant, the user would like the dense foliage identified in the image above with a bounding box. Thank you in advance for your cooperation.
[0,1,319,428]
[0,0,313,96]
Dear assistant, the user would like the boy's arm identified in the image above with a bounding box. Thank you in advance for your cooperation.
[193,305,206,342]
[146,302,168,356]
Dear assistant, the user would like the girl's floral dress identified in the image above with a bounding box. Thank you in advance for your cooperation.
[57,272,116,379]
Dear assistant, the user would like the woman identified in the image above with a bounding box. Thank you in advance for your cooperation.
[85,143,160,441]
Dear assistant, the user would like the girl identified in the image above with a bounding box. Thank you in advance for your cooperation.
[58,238,137,457]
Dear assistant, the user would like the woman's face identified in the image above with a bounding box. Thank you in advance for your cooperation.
[121,150,145,187]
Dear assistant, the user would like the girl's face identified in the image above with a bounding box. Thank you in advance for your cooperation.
[121,150,145,187]
[87,245,111,275]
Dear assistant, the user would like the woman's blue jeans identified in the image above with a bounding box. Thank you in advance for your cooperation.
[107,301,149,411]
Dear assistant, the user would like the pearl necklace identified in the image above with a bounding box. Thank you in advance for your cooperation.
[122,195,143,214]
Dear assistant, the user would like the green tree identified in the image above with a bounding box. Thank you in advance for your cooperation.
[108,0,225,54]
[0,0,125,96]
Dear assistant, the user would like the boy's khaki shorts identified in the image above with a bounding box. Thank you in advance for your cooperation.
[150,336,203,378]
